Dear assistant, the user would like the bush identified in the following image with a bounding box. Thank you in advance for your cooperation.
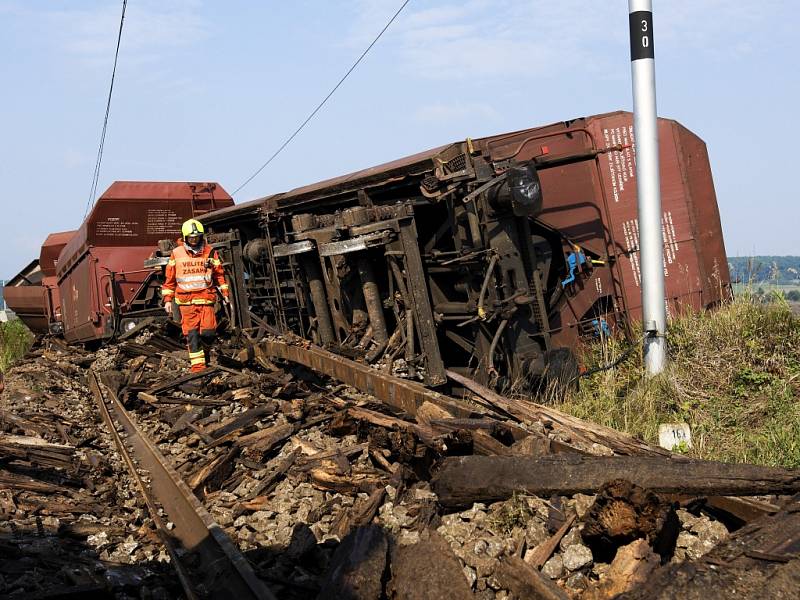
[551,291,800,467]
[0,319,34,372]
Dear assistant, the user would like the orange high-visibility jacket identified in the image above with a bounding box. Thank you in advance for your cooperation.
[161,242,229,305]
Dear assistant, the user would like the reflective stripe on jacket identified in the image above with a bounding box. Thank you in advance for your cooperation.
[161,242,228,303]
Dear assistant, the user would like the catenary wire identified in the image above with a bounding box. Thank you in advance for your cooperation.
[232,0,412,196]
[84,0,128,218]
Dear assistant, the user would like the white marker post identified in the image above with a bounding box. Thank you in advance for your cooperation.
[629,0,667,375]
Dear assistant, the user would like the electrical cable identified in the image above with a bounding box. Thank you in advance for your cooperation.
[576,331,651,381]
[232,0,412,196]
[84,0,128,218]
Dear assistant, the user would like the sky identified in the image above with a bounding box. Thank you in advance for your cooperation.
[1,0,798,278]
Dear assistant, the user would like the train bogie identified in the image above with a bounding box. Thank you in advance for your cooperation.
[200,111,730,389]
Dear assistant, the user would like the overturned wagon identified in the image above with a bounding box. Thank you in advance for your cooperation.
[201,111,730,388]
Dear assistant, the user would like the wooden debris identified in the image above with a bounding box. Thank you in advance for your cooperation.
[582,479,679,561]
[471,429,513,456]
[525,513,577,569]
[414,400,452,426]
[236,422,296,457]
[447,369,670,456]
[144,367,220,395]
[432,455,800,506]
[583,539,659,600]
[701,495,781,526]
[331,487,387,539]
[0,434,74,469]
[347,406,439,445]
[309,469,386,494]
[0,470,75,495]
[493,555,570,600]
[617,495,800,599]
[243,450,300,504]
[202,405,275,445]
[187,447,239,494]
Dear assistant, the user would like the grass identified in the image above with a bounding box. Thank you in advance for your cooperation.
[548,289,800,468]
[486,492,533,535]
[0,319,34,373]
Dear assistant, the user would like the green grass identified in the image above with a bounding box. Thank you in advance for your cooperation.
[551,290,800,468]
[0,319,34,372]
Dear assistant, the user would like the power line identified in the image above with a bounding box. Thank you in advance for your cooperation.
[84,0,128,218]
[233,0,412,196]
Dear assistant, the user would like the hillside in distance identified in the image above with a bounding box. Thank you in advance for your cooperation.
[728,256,800,284]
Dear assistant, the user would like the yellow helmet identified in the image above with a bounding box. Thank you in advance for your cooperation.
[181,219,205,239]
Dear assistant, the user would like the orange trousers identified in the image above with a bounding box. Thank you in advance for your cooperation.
[179,304,217,372]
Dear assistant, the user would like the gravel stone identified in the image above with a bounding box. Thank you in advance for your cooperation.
[559,526,582,551]
[563,544,593,571]
[541,554,564,579]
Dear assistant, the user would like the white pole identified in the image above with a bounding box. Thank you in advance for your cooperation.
[628,0,667,374]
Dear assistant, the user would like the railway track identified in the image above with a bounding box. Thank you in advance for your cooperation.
[86,369,276,600]
[3,334,799,597]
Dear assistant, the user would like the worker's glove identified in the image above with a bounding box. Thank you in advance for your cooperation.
[164,301,173,315]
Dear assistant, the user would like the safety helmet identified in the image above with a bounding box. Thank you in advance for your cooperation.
[181,219,205,239]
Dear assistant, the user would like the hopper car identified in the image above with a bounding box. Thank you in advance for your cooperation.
[5,111,730,390]
[4,182,233,343]
[198,111,731,388]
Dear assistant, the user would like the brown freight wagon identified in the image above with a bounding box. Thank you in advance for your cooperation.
[53,182,233,342]
[481,111,730,346]
[4,231,75,334]
[201,111,730,388]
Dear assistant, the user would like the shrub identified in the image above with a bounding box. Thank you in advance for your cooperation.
[0,319,34,372]
[551,292,800,467]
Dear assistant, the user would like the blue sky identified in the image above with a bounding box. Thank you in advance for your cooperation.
[1,0,798,278]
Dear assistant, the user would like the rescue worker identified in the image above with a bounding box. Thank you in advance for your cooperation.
[161,219,230,372]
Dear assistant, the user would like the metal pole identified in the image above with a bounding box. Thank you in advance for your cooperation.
[628,0,667,374]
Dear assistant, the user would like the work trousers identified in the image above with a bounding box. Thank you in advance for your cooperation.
[179,304,217,372]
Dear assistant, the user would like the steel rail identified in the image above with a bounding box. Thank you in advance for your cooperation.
[251,337,477,419]
[87,370,275,600]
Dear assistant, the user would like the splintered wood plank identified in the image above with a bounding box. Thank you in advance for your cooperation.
[145,367,220,396]
[203,405,275,440]
[446,370,670,457]
[525,513,577,569]
[618,496,800,599]
[493,555,569,600]
[432,455,800,506]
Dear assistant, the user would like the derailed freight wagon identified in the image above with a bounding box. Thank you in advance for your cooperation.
[200,111,730,389]
[3,231,75,334]
[56,181,234,343]
[4,182,233,342]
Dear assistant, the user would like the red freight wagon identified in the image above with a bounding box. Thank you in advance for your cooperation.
[3,260,49,333]
[56,181,233,343]
[198,111,730,387]
[471,111,730,346]
[3,231,75,334]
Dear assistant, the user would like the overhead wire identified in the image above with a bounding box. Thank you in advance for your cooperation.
[84,0,128,218]
[232,0,412,196]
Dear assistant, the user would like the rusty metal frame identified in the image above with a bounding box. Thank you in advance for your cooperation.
[208,231,252,331]
[253,338,472,419]
[396,215,446,386]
